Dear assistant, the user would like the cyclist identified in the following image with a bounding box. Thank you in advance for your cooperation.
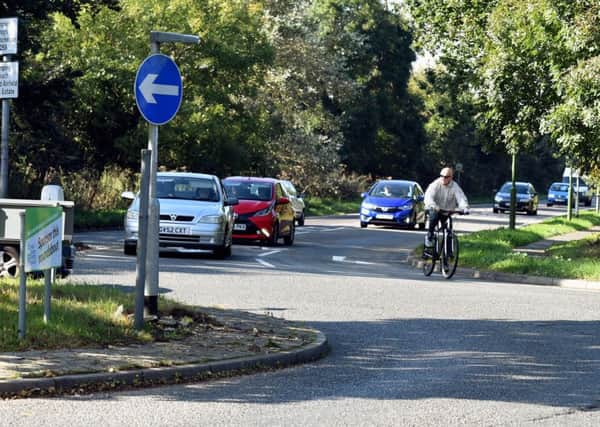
[423,167,469,252]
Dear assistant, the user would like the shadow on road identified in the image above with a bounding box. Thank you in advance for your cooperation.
[108,317,600,409]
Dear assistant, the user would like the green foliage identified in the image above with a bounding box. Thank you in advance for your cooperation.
[59,166,137,211]
[305,196,361,216]
[74,209,126,230]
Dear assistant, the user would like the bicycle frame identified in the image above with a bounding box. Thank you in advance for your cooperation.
[422,210,461,279]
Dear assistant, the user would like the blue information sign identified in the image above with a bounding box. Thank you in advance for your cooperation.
[134,54,183,125]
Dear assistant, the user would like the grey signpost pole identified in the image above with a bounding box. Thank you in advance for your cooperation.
[142,31,199,316]
[0,18,18,198]
[0,61,10,197]
[135,149,150,328]
[18,211,26,339]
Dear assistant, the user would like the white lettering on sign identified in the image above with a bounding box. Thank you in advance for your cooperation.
[0,18,17,55]
[0,61,18,98]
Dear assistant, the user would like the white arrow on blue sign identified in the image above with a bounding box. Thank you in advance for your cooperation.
[134,53,183,125]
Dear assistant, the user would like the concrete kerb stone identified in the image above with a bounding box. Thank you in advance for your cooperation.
[406,252,600,291]
[0,331,329,397]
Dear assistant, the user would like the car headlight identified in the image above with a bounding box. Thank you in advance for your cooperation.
[362,202,377,210]
[254,204,274,216]
[199,215,224,224]
[494,196,502,202]
[399,203,413,211]
[126,210,139,221]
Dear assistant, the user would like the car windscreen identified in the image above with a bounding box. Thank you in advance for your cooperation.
[157,177,220,201]
[224,182,273,201]
[370,182,411,198]
[550,183,569,192]
[500,183,529,194]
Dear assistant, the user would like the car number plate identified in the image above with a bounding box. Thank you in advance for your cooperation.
[233,223,247,231]
[376,213,394,220]
[159,225,191,235]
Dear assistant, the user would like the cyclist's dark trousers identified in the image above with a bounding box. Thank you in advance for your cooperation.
[427,209,448,241]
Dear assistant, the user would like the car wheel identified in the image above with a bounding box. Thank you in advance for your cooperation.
[284,222,295,246]
[547,203,553,207]
[214,228,233,259]
[360,221,368,228]
[418,219,426,230]
[268,222,279,246]
[493,208,498,213]
[0,246,19,278]
[297,211,305,227]
[124,242,137,256]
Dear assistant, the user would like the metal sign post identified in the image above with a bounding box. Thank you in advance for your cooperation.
[134,31,199,317]
[0,17,18,198]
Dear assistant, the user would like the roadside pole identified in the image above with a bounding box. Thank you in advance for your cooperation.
[135,149,150,328]
[134,31,199,316]
[18,212,26,339]
[0,17,18,197]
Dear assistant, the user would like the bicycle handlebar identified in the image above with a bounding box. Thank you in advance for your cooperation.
[437,209,469,215]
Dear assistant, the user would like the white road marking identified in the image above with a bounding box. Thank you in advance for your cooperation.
[256,258,275,268]
[332,255,377,265]
[258,250,282,257]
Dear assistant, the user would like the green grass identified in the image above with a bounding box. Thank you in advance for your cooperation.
[305,197,362,216]
[75,208,125,230]
[0,279,189,352]
[459,211,600,280]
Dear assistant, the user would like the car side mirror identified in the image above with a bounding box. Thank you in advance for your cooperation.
[121,191,135,200]
[225,197,238,206]
[361,192,367,198]
[277,197,290,205]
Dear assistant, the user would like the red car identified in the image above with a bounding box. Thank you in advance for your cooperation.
[223,177,295,245]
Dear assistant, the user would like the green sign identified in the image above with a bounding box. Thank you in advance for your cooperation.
[25,207,63,272]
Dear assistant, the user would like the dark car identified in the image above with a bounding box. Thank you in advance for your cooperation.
[359,179,426,229]
[493,181,539,215]
[223,177,295,245]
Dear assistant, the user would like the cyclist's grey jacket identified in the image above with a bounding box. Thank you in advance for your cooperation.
[424,178,469,211]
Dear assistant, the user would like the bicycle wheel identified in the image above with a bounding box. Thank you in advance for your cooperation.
[441,231,459,279]
[422,249,435,276]
[422,234,437,276]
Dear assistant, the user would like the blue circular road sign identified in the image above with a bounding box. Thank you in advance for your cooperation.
[134,53,183,125]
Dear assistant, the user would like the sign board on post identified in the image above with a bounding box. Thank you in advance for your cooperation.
[0,18,18,55]
[25,207,63,272]
[0,61,18,98]
[134,53,182,125]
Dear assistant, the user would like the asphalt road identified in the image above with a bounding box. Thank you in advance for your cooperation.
[3,205,600,426]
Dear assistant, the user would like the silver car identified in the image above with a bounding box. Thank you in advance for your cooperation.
[122,172,238,258]
[280,180,306,226]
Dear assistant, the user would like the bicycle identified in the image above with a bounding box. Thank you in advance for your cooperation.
[422,209,467,279]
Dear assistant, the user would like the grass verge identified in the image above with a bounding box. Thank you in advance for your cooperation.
[75,208,125,230]
[305,197,361,216]
[0,279,190,352]
[459,211,600,280]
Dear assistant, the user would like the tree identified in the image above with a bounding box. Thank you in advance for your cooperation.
[542,1,600,173]
[31,0,275,180]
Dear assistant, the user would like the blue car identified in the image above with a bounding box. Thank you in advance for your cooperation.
[360,180,426,229]
[547,182,574,206]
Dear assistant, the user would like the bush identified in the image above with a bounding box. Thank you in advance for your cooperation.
[60,166,138,211]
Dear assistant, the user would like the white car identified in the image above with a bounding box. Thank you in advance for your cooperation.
[122,172,238,258]
[280,180,306,226]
